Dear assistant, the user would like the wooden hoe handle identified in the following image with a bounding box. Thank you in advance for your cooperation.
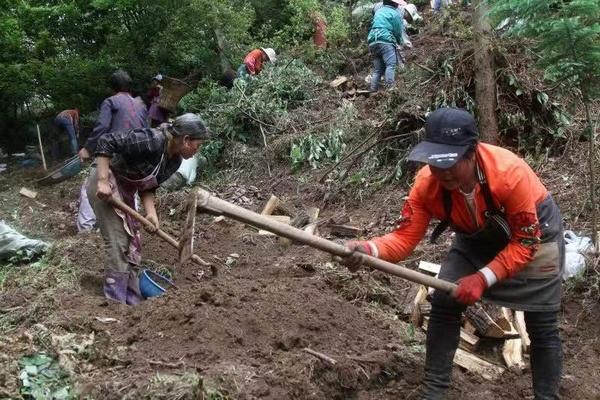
[109,195,211,267]
[195,189,457,294]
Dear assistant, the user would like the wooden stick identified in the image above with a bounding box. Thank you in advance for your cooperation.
[36,124,47,171]
[196,189,457,294]
[303,348,337,365]
[147,359,185,368]
[109,196,211,267]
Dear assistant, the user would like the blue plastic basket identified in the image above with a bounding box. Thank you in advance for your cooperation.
[139,269,175,299]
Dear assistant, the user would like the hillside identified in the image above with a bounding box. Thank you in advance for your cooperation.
[1,3,600,400]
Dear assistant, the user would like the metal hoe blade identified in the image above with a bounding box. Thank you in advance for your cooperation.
[178,192,197,266]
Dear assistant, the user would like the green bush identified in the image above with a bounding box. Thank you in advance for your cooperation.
[290,128,346,170]
[182,59,322,145]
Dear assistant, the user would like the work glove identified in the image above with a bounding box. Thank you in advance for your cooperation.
[453,272,487,305]
[338,240,375,272]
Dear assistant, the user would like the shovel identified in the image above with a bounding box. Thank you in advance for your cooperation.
[194,189,457,294]
[109,195,212,270]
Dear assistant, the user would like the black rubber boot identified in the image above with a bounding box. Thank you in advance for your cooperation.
[421,301,463,399]
[526,311,562,400]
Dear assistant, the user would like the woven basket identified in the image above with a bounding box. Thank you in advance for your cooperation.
[158,76,194,112]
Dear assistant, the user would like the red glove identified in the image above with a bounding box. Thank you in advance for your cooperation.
[339,240,374,272]
[453,272,487,305]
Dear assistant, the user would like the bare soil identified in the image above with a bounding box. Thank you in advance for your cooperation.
[1,141,599,400]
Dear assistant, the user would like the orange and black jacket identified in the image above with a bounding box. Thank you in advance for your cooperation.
[368,143,548,281]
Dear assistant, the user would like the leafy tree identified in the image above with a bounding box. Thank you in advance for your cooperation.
[489,0,600,241]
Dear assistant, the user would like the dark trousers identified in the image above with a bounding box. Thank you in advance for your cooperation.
[423,293,562,400]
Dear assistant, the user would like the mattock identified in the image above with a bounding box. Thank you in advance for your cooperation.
[108,195,217,275]
[193,188,458,294]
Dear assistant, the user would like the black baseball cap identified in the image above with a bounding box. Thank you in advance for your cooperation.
[408,107,479,169]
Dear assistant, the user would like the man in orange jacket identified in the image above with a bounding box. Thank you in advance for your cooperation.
[341,107,563,399]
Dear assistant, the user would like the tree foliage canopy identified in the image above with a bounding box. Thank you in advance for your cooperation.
[489,0,600,99]
[0,0,353,151]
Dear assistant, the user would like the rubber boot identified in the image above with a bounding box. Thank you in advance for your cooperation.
[126,270,143,306]
[421,302,463,400]
[104,270,129,304]
[526,311,562,400]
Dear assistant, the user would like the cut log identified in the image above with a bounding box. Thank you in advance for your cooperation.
[464,304,509,338]
[261,195,280,215]
[514,311,530,353]
[502,338,525,370]
[411,285,429,327]
[454,348,505,380]
[19,187,37,199]
[418,261,441,276]
[422,318,479,353]
[459,329,480,353]
[258,215,291,235]
[463,320,477,335]
[328,224,363,237]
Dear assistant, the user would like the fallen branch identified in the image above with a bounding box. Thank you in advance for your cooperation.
[147,359,186,368]
[303,347,337,365]
[415,62,435,74]
[338,133,413,183]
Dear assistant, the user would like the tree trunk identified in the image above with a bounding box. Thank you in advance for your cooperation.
[472,0,499,144]
[214,28,232,73]
[582,93,598,246]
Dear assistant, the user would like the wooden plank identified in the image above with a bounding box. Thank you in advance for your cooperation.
[459,329,480,353]
[514,311,530,353]
[19,187,37,199]
[502,337,525,370]
[499,307,515,332]
[418,261,441,275]
[260,195,280,216]
[454,348,505,381]
[411,285,429,327]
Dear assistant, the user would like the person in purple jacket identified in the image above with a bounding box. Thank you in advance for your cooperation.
[76,69,149,232]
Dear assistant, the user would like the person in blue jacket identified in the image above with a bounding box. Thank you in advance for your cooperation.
[367,0,404,92]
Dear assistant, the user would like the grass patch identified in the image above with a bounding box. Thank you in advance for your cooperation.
[0,239,81,334]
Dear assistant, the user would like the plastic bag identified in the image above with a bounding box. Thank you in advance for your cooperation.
[564,230,593,254]
[564,252,586,280]
[0,221,48,260]
[562,230,593,280]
